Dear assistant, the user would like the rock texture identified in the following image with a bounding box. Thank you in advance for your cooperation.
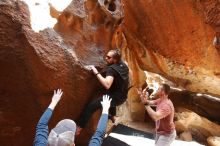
[118,1,220,143]
[175,108,220,144]
[179,131,193,142]
[120,0,220,96]
[201,0,220,53]
[1,0,220,146]
[207,136,220,146]
[0,0,123,145]
[52,0,124,144]
[169,90,220,122]
[53,0,124,62]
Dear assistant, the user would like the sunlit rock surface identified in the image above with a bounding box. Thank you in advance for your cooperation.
[0,0,124,145]
[179,131,193,142]
[169,90,220,122]
[207,136,220,146]
[201,0,220,53]
[0,1,102,145]
[121,0,220,96]
[52,0,124,144]
[1,0,220,146]
[175,108,220,144]
[53,0,123,65]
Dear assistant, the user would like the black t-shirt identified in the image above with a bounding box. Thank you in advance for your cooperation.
[105,63,129,103]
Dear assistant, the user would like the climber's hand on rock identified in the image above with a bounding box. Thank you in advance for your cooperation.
[85,65,93,71]
[90,65,99,75]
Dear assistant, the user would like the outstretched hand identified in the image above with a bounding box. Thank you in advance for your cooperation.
[52,89,63,103]
[49,89,63,110]
[137,88,149,105]
[101,95,112,114]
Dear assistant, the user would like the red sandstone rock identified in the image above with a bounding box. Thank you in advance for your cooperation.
[201,0,220,53]
[0,1,95,146]
[0,0,124,145]
[1,0,220,146]
[121,0,220,96]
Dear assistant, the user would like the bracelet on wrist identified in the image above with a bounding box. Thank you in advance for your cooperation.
[95,72,100,76]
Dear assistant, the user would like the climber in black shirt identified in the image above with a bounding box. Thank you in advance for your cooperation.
[77,49,129,135]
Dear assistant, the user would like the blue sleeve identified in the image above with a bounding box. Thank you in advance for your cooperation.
[88,114,108,146]
[33,108,53,146]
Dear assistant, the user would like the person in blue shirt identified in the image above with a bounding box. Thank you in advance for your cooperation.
[34,89,111,146]
[88,95,112,146]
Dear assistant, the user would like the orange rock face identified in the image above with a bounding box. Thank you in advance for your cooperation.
[1,0,220,146]
[201,0,220,53]
[0,0,125,145]
[53,0,124,64]
[120,0,220,95]
[207,136,220,146]
[175,108,220,144]
[0,1,98,146]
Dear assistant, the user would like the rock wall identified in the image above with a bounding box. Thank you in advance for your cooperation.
[0,0,123,145]
[1,0,220,146]
[0,1,110,145]
[120,0,220,96]
[175,108,220,144]
[201,0,220,53]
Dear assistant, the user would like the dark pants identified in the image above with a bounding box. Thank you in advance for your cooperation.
[78,96,125,128]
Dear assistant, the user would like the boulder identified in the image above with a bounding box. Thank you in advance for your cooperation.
[175,108,220,144]
[179,131,193,142]
[207,136,220,146]
[169,90,220,123]
[1,0,220,145]
[0,0,123,145]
